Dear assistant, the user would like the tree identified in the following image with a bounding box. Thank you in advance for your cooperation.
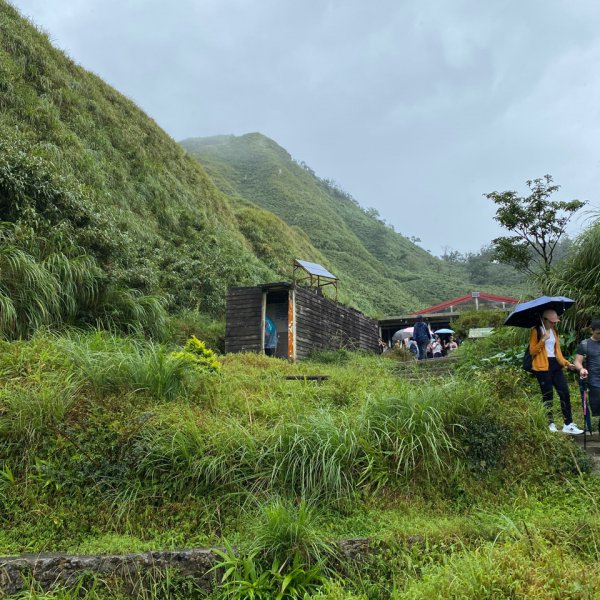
[485,175,585,278]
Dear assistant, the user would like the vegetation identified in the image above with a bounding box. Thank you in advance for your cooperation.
[545,218,600,330]
[451,309,508,339]
[486,175,585,279]
[0,1,278,335]
[4,3,600,598]
[0,0,524,344]
[181,134,526,315]
[1,329,597,597]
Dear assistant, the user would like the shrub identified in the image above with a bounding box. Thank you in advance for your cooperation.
[166,310,224,351]
[452,310,508,339]
[457,412,511,474]
[170,335,220,373]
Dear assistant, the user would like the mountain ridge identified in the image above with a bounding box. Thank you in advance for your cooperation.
[181,132,519,315]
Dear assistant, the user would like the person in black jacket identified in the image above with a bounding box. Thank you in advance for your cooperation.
[413,315,430,361]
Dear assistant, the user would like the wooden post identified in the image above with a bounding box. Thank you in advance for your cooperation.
[261,291,267,353]
[288,288,296,361]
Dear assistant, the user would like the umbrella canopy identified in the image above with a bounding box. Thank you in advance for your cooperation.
[434,328,454,334]
[504,295,575,328]
[392,327,413,342]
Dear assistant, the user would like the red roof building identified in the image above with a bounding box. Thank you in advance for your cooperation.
[412,291,519,315]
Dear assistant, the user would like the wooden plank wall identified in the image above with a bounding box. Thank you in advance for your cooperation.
[294,287,379,359]
[225,287,263,353]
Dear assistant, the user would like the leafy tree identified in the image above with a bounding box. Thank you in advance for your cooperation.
[485,175,585,278]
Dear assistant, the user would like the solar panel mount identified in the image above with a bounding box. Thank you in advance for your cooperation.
[292,259,338,301]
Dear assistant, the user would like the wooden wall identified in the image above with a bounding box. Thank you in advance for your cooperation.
[294,287,379,359]
[226,284,379,359]
[225,287,263,354]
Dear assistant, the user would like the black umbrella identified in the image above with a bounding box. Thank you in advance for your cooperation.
[504,295,575,328]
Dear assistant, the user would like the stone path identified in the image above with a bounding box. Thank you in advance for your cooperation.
[394,355,459,382]
[572,432,600,472]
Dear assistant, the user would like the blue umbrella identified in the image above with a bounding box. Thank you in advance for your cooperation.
[434,328,454,334]
[504,295,575,328]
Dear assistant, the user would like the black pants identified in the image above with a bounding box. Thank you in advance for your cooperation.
[534,358,573,425]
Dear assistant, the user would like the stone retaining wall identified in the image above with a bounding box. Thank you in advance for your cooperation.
[0,539,370,596]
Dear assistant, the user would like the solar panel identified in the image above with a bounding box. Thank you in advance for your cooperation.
[294,259,337,280]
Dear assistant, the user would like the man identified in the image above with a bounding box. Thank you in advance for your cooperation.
[530,309,583,434]
[413,315,430,361]
[573,319,600,434]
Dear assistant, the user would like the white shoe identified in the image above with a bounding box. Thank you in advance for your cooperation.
[562,423,583,435]
[548,423,557,433]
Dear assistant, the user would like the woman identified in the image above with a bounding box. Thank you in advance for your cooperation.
[530,309,582,434]
[431,336,443,359]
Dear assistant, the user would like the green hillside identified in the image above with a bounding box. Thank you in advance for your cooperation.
[181,133,517,316]
[0,0,520,341]
[0,2,308,336]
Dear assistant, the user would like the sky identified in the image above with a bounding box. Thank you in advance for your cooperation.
[10,0,600,255]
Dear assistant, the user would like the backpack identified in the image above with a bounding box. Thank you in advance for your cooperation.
[522,328,539,374]
[414,322,429,343]
[522,347,534,373]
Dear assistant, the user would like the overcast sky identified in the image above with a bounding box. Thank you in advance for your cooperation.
[10,0,600,255]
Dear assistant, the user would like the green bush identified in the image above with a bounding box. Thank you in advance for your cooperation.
[452,310,509,339]
[170,335,220,373]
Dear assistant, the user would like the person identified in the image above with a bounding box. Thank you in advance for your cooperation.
[408,336,418,357]
[447,336,458,351]
[264,315,278,357]
[573,319,600,433]
[530,309,583,434]
[378,337,387,354]
[431,336,443,358]
[413,315,430,360]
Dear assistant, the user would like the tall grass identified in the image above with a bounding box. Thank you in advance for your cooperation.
[267,410,366,503]
[0,224,167,340]
[56,332,195,400]
[249,498,337,568]
[130,411,264,498]
[547,218,600,330]
[360,393,456,484]
[0,373,80,445]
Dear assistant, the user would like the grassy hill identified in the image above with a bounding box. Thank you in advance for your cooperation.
[0,0,521,342]
[181,133,520,316]
[0,2,316,337]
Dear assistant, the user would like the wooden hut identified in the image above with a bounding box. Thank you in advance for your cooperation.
[225,281,379,360]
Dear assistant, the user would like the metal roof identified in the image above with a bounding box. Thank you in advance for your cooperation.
[413,292,519,315]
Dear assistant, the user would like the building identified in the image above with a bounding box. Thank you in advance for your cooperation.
[379,292,519,346]
[225,260,380,359]
[225,282,379,360]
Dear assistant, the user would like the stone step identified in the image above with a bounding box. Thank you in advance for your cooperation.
[572,433,600,454]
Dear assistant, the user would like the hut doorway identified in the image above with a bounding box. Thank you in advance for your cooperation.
[264,290,290,358]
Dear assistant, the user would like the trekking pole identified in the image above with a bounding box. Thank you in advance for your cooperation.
[582,379,589,450]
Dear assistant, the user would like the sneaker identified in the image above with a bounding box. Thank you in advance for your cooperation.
[562,422,584,435]
[548,423,558,433]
